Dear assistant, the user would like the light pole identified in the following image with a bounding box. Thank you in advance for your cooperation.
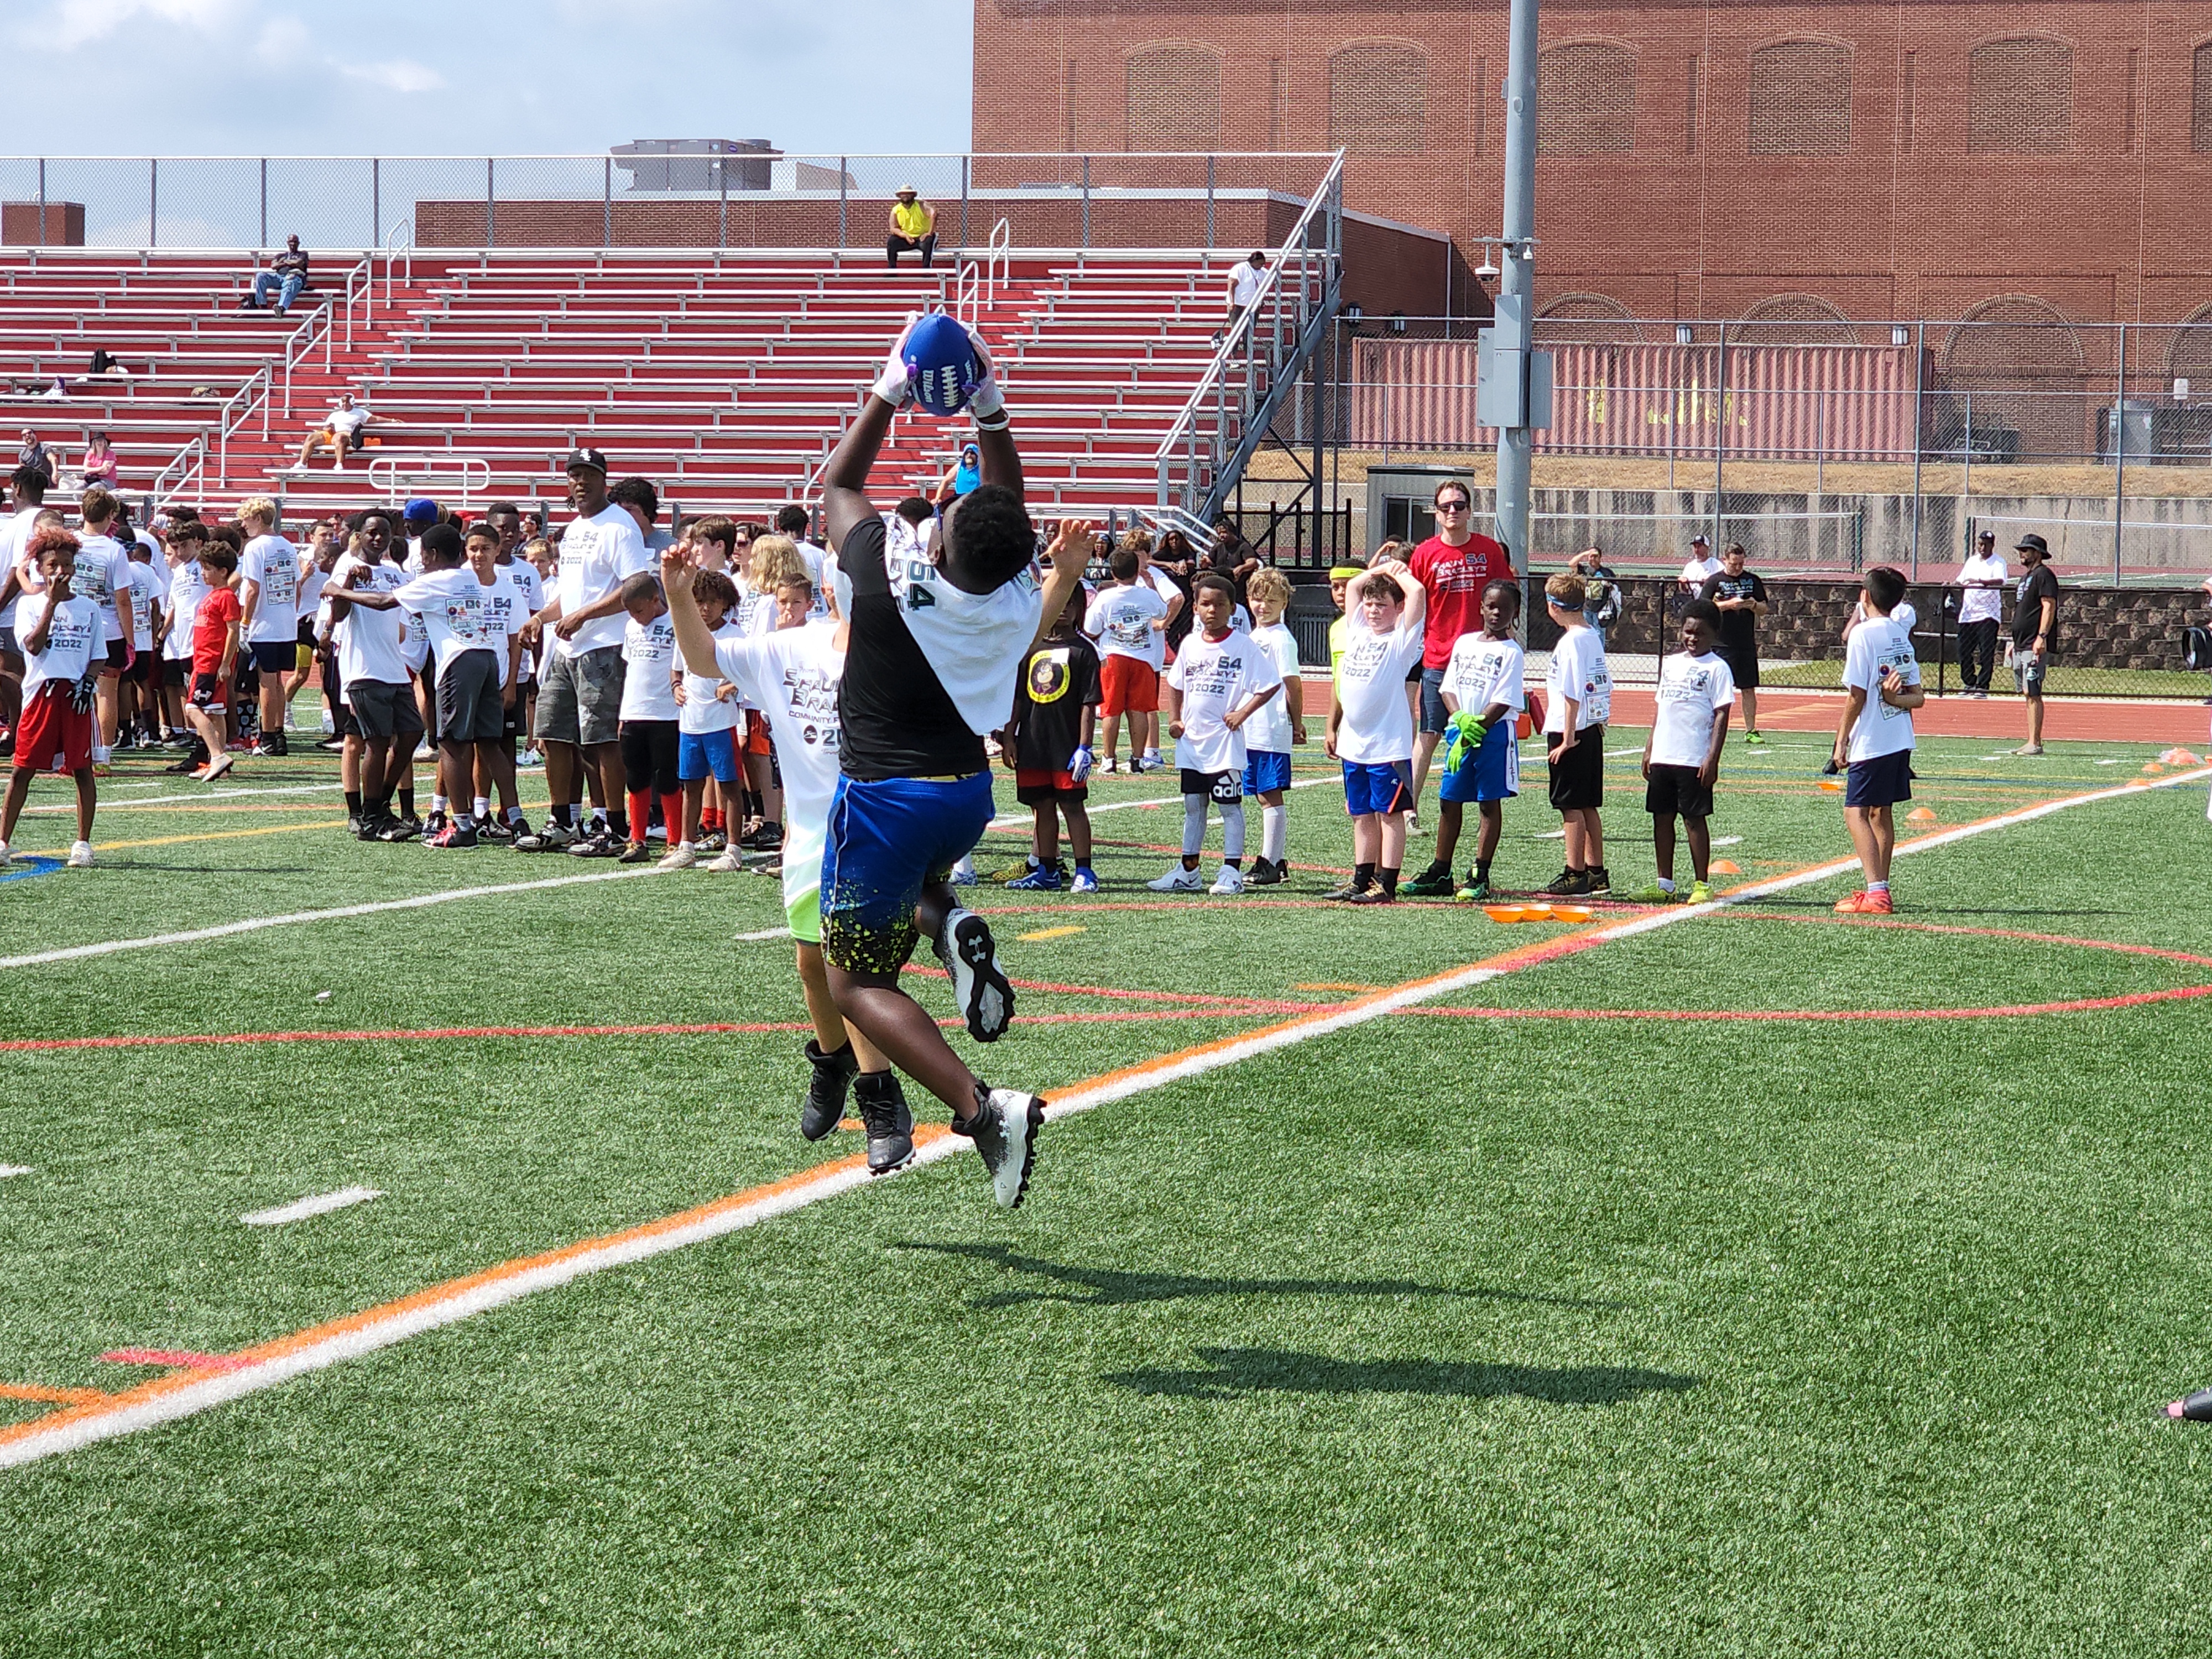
[1490,0,1542,574]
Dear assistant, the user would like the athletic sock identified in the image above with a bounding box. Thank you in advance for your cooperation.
[1379,866,1400,897]
[1354,860,1376,889]
[473,796,491,821]
[345,790,362,815]
[457,812,475,830]
[1870,879,1890,892]
[551,802,574,829]
[1261,804,1287,864]
[431,794,449,816]
[1181,794,1207,858]
[397,785,415,815]
[658,792,684,840]
[625,792,650,841]
[1657,876,1676,894]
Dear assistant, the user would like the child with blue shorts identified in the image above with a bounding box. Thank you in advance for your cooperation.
[666,567,743,870]
[1424,580,1524,904]
[1239,567,1304,885]
[1323,559,1427,903]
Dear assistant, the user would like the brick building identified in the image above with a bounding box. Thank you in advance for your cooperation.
[974,0,2212,327]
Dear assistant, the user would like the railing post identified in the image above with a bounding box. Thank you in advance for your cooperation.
[1908,322,1925,581]
[149,158,158,249]
[603,156,612,248]
[259,157,268,248]
[838,159,848,250]
[1081,154,1091,249]
[2114,321,2127,586]
[718,156,727,250]
[36,158,46,248]
[486,157,495,247]
[372,158,380,255]
[1711,321,1726,552]
[1206,154,1215,250]
[960,154,970,251]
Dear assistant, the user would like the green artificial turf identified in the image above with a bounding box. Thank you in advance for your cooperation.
[1,724,2209,1655]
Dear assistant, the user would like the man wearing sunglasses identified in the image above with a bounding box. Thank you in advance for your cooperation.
[1406,481,1512,833]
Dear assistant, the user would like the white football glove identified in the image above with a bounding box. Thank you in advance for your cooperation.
[870,314,920,408]
[962,320,1008,429]
[1068,744,1094,784]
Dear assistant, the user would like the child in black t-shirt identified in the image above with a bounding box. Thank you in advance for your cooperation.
[1003,586,1102,893]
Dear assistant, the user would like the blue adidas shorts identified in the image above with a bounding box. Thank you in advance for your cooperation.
[1438,722,1520,805]
[1342,758,1413,817]
[822,771,995,974]
[677,727,740,785]
[1243,749,1291,795]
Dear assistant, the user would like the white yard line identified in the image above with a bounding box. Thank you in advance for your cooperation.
[2,765,2205,1473]
[20,781,347,814]
[241,1187,382,1227]
[734,927,792,942]
[0,1165,33,1178]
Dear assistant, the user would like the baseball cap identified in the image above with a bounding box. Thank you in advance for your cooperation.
[2014,532,2050,556]
[1329,565,1364,580]
[402,497,438,526]
[1977,529,1996,543]
[1689,533,1711,547]
[565,446,610,475]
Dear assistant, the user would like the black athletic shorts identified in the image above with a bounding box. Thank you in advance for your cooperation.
[1644,761,1713,821]
[1720,641,1760,691]
[1547,724,1605,811]
[1180,766,1243,805]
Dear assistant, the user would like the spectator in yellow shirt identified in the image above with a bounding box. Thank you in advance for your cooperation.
[886,187,937,269]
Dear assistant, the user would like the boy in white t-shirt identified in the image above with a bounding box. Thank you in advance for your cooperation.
[1629,600,1735,905]
[0,530,102,868]
[1323,559,1427,903]
[71,488,133,768]
[157,519,211,765]
[666,567,744,871]
[235,497,301,757]
[597,571,684,865]
[1149,573,1282,895]
[1832,565,1924,915]
[1083,543,1171,775]
[1239,567,1305,886]
[1413,579,1524,904]
[1540,571,1613,896]
[463,520,532,843]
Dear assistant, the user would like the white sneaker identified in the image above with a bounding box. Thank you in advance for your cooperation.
[706,848,744,872]
[0,840,11,863]
[1208,863,1245,895]
[658,843,698,870]
[67,840,93,868]
[1140,749,1163,771]
[1100,755,1120,775]
[518,747,542,768]
[320,709,336,735]
[950,855,977,886]
[1147,863,1203,892]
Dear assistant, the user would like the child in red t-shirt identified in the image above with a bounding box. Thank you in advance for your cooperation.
[186,544,242,782]
[0,530,103,867]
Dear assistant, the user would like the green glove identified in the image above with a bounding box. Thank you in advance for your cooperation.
[1441,712,1491,774]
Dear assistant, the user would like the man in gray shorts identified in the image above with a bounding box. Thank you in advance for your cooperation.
[518,448,650,852]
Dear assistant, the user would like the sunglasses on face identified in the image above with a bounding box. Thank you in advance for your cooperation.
[1437,499,1470,512]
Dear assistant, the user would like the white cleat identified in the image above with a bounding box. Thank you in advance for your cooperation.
[1208,863,1245,895]
[66,840,93,868]
[967,1088,1045,1209]
[706,848,744,872]
[937,907,1014,1042]
[1147,864,1203,892]
[658,843,698,870]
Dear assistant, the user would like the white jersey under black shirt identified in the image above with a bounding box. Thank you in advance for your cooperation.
[836,516,1041,781]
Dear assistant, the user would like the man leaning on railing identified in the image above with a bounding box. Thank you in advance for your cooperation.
[241,236,312,319]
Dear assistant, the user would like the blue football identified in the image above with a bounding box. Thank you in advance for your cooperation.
[902,312,980,415]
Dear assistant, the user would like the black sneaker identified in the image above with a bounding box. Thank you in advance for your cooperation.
[568,830,620,859]
[514,820,574,852]
[800,1040,860,1140]
[937,907,1014,1042]
[257,732,289,758]
[345,813,364,837]
[477,816,516,844]
[357,815,392,842]
[959,1088,1044,1208]
[617,840,653,864]
[378,815,422,843]
[1584,867,1611,896]
[164,755,201,774]
[754,822,784,854]
[854,1071,916,1174]
[1247,857,1286,887]
[1321,878,1373,901]
[421,810,447,840]
[1344,888,1396,905]
[1542,868,1590,896]
[425,820,478,849]
[1400,860,1455,898]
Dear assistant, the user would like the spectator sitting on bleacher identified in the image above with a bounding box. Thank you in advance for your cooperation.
[16,431,53,486]
[241,236,311,317]
[294,395,376,472]
[886,187,936,269]
[78,432,119,491]
[85,347,131,378]
[934,442,981,506]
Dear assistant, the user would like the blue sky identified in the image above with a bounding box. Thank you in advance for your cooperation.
[0,0,975,156]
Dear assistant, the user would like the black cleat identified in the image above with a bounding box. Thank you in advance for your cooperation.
[800,1040,859,1141]
[938,907,1014,1042]
[855,1071,915,1174]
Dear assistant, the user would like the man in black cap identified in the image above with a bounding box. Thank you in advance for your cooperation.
[1955,528,2006,697]
[2010,533,2059,755]
[517,447,650,851]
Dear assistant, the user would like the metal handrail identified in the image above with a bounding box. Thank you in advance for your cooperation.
[954,218,1013,327]
[1152,152,1344,523]
[149,434,204,510]
[367,454,492,508]
[383,217,413,306]
[340,253,372,345]
[215,366,270,489]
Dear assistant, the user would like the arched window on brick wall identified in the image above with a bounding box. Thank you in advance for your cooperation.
[1748,40,1853,155]
[1329,42,1428,155]
[1967,38,2073,154]
[2193,43,2212,152]
[1125,45,1222,152]
[1539,42,1636,154]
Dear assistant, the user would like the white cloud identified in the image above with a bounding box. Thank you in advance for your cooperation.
[341,57,444,94]
[41,0,239,51]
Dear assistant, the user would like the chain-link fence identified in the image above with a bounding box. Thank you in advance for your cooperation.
[0,152,1337,257]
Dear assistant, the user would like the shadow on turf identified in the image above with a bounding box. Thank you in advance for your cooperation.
[899,1243,1616,1312]
[1103,1346,1698,1405]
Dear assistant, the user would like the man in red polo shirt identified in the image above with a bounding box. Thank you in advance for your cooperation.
[1407,479,1512,821]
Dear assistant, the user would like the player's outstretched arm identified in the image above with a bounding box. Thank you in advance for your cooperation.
[1030,520,1093,652]
[660,543,721,679]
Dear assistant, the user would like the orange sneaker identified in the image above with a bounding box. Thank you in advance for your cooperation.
[1833,889,1894,915]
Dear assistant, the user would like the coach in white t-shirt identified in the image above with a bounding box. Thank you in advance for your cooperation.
[1677,533,1721,592]
[1222,250,1268,333]
[1954,528,2006,697]
[529,447,651,847]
